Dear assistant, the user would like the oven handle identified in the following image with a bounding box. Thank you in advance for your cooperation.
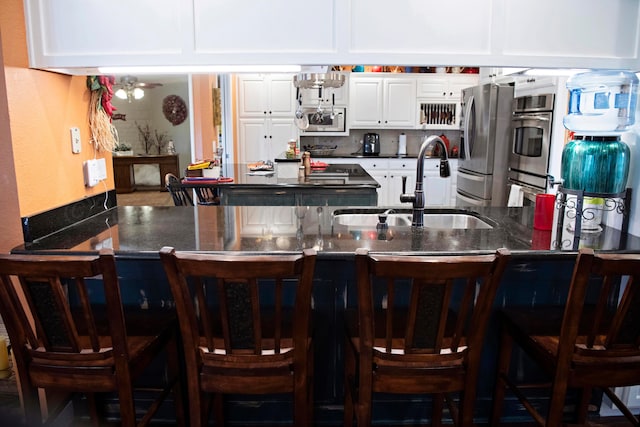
[463,95,474,160]
[508,180,545,202]
[513,115,550,122]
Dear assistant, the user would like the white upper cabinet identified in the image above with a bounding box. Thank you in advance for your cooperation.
[237,74,296,117]
[345,0,640,70]
[236,74,298,163]
[349,75,416,128]
[24,0,640,71]
[23,0,191,69]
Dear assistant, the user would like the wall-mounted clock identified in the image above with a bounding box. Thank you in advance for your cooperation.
[162,95,188,126]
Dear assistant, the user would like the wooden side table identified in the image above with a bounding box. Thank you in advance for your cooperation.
[112,155,179,193]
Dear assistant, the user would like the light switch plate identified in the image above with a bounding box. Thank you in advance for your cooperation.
[70,127,81,153]
[83,158,107,187]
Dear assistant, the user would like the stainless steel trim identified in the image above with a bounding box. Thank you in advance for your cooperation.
[463,95,473,161]
[513,115,550,122]
[456,191,490,207]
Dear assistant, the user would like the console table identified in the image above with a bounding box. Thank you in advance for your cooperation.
[113,155,179,193]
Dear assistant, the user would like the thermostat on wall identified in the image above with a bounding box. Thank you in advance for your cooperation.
[83,158,107,187]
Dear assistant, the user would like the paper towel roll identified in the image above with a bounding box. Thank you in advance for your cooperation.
[507,184,524,207]
[398,133,407,155]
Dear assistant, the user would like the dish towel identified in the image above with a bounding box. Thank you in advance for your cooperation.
[508,184,524,207]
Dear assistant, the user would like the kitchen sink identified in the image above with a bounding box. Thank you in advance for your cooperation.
[332,208,496,229]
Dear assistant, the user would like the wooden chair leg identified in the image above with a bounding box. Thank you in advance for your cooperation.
[307,346,315,426]
[431,394,443,427]
[213,393,224,427]
[117,384,137,427]
[166,333,186,425]
[20,381,42,426]
[490,327,514,427]
[576,386,593,425]
[86,393,101,427]
[546,378,570,427]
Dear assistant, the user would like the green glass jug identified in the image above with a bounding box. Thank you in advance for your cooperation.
[560,135,630,193]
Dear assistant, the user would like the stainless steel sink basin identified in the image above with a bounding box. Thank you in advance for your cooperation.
[332,209,496,229]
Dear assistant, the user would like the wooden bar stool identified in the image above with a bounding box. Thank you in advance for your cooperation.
[0,249,185,426]
[160,246,317,427]
[491,248,640,426]
[344,248,510,427]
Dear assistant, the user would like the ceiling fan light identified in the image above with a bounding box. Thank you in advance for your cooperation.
[115,88,127,100]
[133,88,145,100]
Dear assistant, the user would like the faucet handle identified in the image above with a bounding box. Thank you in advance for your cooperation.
[439,159,451,178]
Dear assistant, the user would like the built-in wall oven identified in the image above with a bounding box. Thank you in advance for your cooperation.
[507,93,555,202]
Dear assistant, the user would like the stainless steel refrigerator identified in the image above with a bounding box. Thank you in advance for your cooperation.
[456,82,514,206]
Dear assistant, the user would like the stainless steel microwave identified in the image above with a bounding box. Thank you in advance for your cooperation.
[300,107,348,136]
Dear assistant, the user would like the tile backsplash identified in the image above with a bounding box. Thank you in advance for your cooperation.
[300,129,460,157]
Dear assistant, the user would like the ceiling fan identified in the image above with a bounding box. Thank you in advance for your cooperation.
[114,75,163,102]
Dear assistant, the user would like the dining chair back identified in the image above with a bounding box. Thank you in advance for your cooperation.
[165,173,193,206]
[491,248,640,426]
[160,246,317,427]
[344,248,510,427]
[0,249,184,426]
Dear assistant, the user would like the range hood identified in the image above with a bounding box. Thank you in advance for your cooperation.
[293,66,345,89]
[293,72,345,89]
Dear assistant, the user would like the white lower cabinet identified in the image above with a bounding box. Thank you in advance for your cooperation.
[385,159,416,207]
[312,157,457,207]
[240,206,296,237]
[238,118,298,163]
[422,160,451,207]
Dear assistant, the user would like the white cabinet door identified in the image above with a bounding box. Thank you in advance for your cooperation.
[383,78,417,128]
[416,75,478,130]
[416,75,451,99]
[448,75,479,99]
[237,74,296,117]
[270,118,299,156]
[422,159,451,207]
[238,118,298,163]
[193,0,337,62]
[24,1,640,71]
[349,77,384,128]
[268,74,298,116]
[387,159,417,207]
[240,206,296,237]
[368,170,389,206]
[349,76,416,128]
[238,119,269,163]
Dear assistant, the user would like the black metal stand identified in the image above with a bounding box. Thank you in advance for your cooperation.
[553,186,631,250]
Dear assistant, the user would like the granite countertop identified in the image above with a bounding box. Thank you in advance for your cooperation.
[12,205,640,257]
[186,163,379,188]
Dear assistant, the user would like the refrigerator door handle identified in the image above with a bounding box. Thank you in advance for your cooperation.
[457,168,485,182]
[456,190,488,207]
[463,95,474,161]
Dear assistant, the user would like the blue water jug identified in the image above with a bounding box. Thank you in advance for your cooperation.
[563,70,638,134]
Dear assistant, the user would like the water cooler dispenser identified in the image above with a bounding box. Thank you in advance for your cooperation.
[553,70,638,250]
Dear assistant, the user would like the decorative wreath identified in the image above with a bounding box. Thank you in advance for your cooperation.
[162,95,188,126]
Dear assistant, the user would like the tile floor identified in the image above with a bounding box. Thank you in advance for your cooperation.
[115,190,174,206]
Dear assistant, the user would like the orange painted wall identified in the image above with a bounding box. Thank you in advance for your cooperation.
[1,0,115,218]
[0,31,23,253]
[192,74,217,162]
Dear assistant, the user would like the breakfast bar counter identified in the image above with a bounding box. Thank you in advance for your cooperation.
[11,204,640,425]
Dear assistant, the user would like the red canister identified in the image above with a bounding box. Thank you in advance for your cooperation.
[533,194,556,231]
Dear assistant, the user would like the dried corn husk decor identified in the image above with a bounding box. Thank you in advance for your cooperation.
[87,76,118,152]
